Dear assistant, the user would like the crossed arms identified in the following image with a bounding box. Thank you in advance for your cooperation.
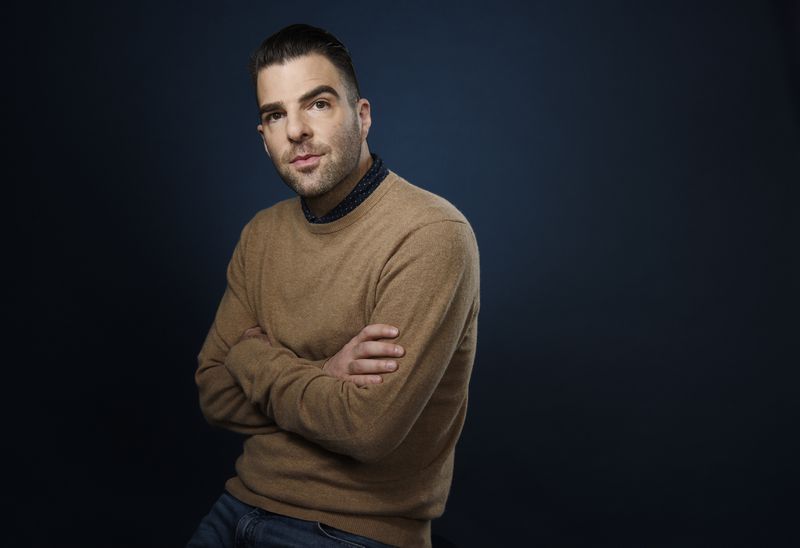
[195,217,479,462]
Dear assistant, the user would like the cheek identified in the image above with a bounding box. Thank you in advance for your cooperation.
[263,137,280,157]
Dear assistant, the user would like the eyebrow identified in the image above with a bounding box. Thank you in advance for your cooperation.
[258,85,341,117]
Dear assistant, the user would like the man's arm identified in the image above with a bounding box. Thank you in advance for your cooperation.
[195,220,279,435]
[225,220,480,462]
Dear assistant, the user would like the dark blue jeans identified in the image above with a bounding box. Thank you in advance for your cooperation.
[186,491,395,548]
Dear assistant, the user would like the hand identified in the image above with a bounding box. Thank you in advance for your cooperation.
[237,326,272,346]
[322,324,404,387]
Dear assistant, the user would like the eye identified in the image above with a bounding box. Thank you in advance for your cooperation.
[312,100,329,110]
[263,112,283,124]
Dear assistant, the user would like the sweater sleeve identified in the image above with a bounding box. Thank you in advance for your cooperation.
[194,219,277,435]
[224,220,480,462]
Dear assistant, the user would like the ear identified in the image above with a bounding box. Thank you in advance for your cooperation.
[356,98,372,141]
[257,124,271,158]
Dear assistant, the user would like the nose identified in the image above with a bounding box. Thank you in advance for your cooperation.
[285,111,312,143]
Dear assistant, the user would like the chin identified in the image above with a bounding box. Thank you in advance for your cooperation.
[290,178,326,199]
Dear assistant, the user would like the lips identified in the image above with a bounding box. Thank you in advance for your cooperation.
[291,154,321,163]
[290,153,323,170]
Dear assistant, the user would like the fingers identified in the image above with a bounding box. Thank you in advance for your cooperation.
[353,340,405,360]
[355,324,400,343]
[346,374,385,387]
[348,358,398,375]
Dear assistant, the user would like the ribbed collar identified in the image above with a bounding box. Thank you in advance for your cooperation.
[300,153,388,224]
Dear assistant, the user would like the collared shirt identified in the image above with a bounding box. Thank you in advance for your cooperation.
[300,153,389,224]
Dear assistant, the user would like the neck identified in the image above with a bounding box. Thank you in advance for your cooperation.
[305,146,372,218]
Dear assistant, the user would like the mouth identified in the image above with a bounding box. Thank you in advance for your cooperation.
[290,154,323,169]
[290,153,321,162]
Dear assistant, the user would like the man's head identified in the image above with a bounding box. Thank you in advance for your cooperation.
[248,24,371,201]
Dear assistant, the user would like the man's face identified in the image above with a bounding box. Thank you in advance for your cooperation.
[255,54,369,198]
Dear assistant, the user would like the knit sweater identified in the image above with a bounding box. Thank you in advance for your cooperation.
[195,170,480,547]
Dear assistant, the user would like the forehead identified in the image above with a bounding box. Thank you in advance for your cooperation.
[256,53,345,106]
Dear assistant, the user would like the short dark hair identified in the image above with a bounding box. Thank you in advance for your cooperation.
[248,24,361,108]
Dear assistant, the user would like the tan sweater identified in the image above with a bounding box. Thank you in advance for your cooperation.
[195,170,480,547]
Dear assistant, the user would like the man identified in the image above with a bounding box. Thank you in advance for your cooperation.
[188,23,480,548]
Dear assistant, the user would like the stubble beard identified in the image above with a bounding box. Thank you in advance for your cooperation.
[275,115,362,199]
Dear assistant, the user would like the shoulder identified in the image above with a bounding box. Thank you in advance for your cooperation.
[377,194,481,305]
[376,173,480,280]
[381,171,478,253]
[239,196,298,241]
[384,171,471,227]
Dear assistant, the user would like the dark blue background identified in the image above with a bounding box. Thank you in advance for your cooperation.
[12,1,799,546]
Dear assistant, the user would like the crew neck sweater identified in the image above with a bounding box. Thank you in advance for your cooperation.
[195,170,480,547]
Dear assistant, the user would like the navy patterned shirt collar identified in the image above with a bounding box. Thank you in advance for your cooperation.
[301,153,388,224]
